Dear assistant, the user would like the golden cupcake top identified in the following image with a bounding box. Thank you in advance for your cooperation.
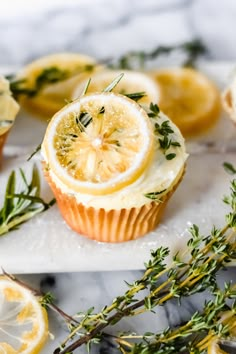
[42,87,187,210]
[0,76,19,135]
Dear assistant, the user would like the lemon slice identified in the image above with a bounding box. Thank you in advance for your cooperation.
[150,67,221,137]
[0,277,48,353]
[208,339,228,354]
[42,92,154,195]
[72,70,160,105]
[17,53,98,118]
[207,311,236,354]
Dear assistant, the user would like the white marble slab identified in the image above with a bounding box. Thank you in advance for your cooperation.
[1,1,236,352]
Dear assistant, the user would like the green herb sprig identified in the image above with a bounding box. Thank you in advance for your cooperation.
[0,164,55,236]
[147,102,181,164]
[109,39,206,70]
[8,64,95,100]
[50,163,236,354]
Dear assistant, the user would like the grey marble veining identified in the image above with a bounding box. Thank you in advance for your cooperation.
[1,0,236,353]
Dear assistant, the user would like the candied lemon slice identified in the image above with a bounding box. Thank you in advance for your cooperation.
[72,70,160,105]
[17,53,98,118]
[0,277,48,353]
[150,68,221,137]
[42,92,154,195]
[208,340,228,354]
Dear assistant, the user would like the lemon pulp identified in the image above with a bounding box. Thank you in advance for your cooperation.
[43,92,154,195]
[0,277,48,354]
[150,67,221,137]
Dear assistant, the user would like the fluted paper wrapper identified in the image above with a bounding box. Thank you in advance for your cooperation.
[0,131,9,166]
[44,169,183,243]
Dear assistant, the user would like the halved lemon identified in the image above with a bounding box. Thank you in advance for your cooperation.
[16,53,99,119]
[72,70,160,105]
[0,276,48,353]
[42,92,154,195]
[150,67,221,137]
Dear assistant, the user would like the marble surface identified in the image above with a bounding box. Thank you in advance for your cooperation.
[1,0,236,353]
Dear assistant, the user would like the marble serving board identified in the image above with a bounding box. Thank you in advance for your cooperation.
[0,61,236,274]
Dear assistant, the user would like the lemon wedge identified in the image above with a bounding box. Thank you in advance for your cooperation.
[17,53,98,119]
[72,70,160,105]
[42,92,154,195]
[0,277,48,353]
[150,67,221,137]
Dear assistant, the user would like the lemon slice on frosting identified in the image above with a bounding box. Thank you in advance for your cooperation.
[16,53,98,118]
[42,92,154,195]
[0,276,48,353]
[72,70,160,105]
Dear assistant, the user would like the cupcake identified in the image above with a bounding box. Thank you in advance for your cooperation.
[41,91,187,242]
[222,76,236,123]
[0,76,19,164]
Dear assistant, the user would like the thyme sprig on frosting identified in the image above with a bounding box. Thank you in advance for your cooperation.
[147,102,181,161]
[0,164,55,236]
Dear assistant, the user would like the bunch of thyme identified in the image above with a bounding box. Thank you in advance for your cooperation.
[45,163,236,354]
[0,164,55,236]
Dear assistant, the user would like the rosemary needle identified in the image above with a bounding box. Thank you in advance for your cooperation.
[0,164,55,236]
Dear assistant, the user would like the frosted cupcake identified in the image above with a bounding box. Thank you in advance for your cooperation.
[222,76,236,123]
[41,92,187,242]
[0,76,19,164]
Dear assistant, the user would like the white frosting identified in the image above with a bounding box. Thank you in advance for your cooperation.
[42,106,188,210]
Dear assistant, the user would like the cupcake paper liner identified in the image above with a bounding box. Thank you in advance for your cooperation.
[44,167,184,243]
[0,131,9,166]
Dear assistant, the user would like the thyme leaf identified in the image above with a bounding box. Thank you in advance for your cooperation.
[144,189,167,201]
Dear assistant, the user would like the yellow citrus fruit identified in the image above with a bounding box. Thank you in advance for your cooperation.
[17,53,99,119]
[71,70,160,105]
[0,276,48,353]
[42,92,154,195]
[208,339,228,354]
[207,311,236,354]
[150,67,221,137]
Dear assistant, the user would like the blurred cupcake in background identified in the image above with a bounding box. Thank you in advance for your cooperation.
[0,76,19,165]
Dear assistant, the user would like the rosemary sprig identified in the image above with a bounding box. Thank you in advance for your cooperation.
[0,164,55,236]
[53,164,236,353]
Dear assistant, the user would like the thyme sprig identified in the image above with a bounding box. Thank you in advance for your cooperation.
[109,39,206,70]
[0,164,55,236]
[52,164,236,353]
[147,102,181,164]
